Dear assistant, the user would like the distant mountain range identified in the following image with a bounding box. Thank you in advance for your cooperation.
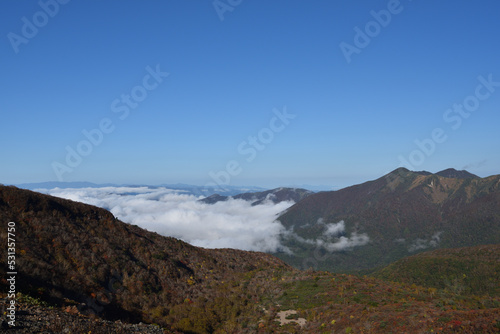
[199,187,314,206]
[14,181,267,197]
[274,168,500,272]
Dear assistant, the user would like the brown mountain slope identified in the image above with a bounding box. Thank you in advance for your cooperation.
[0,185,290,330]
[275,168,500,272]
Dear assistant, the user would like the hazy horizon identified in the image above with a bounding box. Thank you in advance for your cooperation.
[10,167,499,193]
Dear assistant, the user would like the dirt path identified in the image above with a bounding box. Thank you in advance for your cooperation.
[275,310,307,326]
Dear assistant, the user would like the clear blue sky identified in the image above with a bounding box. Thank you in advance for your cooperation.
[2,0,500,189]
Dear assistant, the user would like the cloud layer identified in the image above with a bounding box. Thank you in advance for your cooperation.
[38,187,294,252]
[407,231,443,252]
[284,219,370,252]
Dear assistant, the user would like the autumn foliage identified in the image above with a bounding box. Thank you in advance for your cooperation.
[0,185,499,333]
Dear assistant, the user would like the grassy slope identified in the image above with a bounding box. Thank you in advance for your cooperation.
[372,244,500,297]
[274,271,500,334]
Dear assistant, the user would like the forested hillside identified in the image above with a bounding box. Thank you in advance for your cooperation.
[275,168,500,272]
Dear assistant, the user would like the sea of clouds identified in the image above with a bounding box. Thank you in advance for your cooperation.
[37,186,294,252]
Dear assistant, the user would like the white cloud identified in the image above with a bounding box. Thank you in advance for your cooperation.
[408,231,443,252]
[37,187,294,253]
[283,219,370,252]
[322,233,370,252]
[323,220,346,237]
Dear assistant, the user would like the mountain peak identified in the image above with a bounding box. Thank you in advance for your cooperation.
[382,168,429,186]
[387,167,479,180]
[392,167,410,174]
[436,168,478,179]
[387,167,431,177]
[277,168,500,272]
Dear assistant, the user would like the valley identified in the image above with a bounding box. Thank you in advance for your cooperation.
[1,168,499,333]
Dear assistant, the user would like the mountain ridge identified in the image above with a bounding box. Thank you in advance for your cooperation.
[435,168,479,179]
[199,187,314,206]
[274,168,500,272]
